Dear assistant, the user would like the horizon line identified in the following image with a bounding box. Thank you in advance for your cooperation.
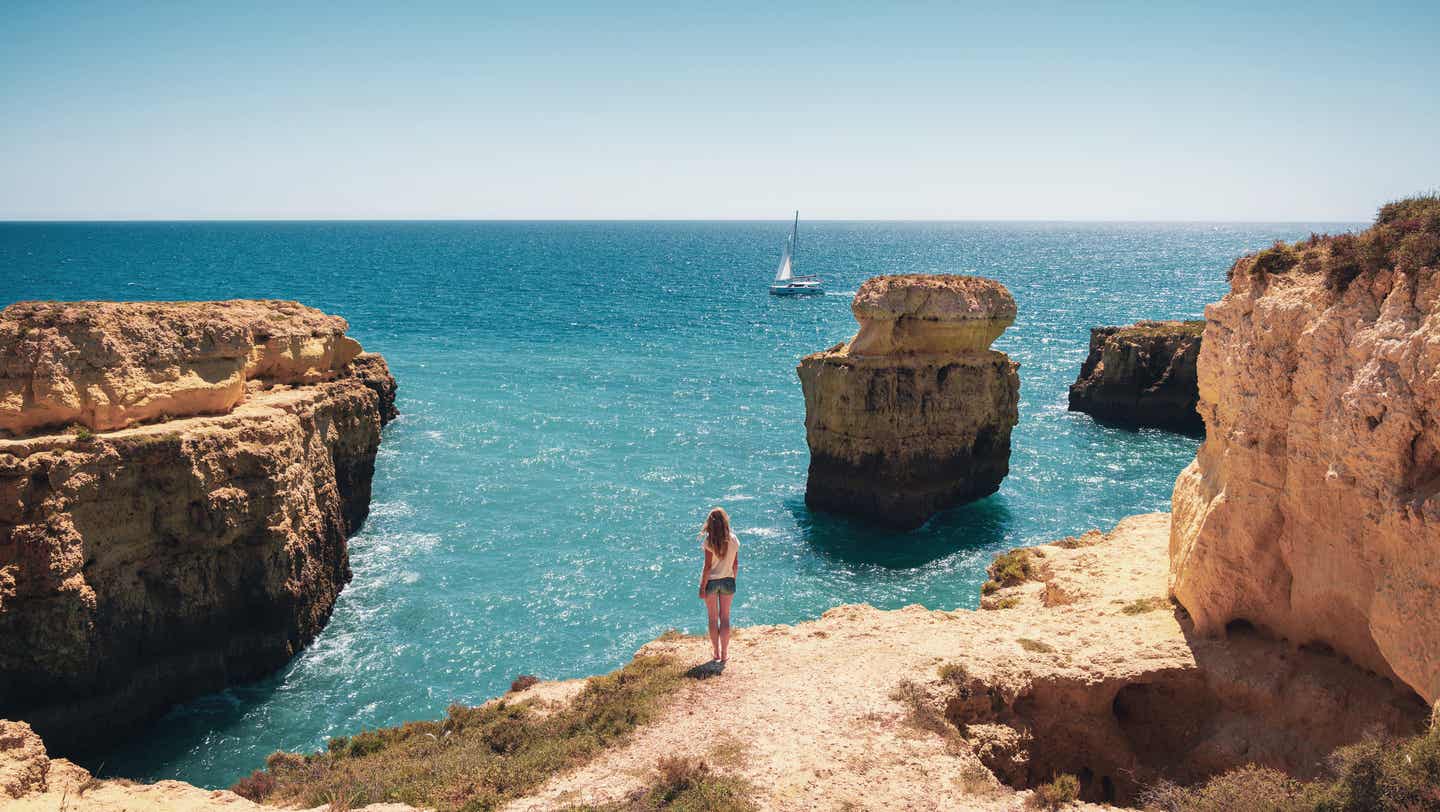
[0,216,1371,225]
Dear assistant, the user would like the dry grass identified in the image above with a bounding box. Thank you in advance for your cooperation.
[234,655,685,811]
[1030,773,1080,809]
[1139,710,1440,811]
[562,756,756,811]
[1121,596,1171,615]
[1112,320,1206,340]
[1016,638,1055,654]
[984,596,1020,610]
[987,549,1036,587]
[888,679,952,738]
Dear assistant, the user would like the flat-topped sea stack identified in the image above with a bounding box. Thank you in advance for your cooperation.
[0,300,397,752]
[1067,320,1203,434]
[1171,196,1440,705]
[798,275,1019,529]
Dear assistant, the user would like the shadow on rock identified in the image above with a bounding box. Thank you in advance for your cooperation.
[685,660,726,680]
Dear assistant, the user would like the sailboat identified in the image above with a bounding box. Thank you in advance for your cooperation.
[769,211,823,296]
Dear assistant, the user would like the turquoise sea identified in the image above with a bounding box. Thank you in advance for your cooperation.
[0,220,1356,788]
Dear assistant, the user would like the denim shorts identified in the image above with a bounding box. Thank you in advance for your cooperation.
[704,577,736,596]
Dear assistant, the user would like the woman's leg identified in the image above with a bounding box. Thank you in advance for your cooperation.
[704,593,721,660]
[718,592,734,661]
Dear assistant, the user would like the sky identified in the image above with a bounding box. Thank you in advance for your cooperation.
[1,1,1437,221]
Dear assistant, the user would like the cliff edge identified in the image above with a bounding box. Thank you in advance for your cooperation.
[1171,196,1440,704]
[0,301,397,752]
[1068,320,1203,434]
[797,275,1020,529]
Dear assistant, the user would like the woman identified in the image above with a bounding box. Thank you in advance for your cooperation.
[697,507,740,663]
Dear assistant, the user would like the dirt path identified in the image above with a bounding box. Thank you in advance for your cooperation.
[506,514,1177,811]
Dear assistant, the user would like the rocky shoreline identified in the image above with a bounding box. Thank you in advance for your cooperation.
[1067,320,1203,434]
[0,301,396,752]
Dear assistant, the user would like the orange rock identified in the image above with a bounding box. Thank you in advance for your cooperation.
[0,300,363,436]
[1171,225,1440,704]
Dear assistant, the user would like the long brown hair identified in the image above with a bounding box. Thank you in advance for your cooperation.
[700,507,732,556]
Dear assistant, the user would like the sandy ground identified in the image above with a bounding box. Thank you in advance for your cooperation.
[504,513,1179,811]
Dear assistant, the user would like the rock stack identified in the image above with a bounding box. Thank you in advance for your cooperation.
[1067,320,1203,434]
[797,275,1019,529]
[0,300,396,752]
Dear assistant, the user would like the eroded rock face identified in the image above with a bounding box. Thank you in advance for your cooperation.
[1171,217,1440,704]
[0,300,364,436]
[0,301,396,752]
[798,275,1019,529]
[1067,320,1203,434]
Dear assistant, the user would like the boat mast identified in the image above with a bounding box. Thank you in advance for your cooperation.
[792,211,799,273]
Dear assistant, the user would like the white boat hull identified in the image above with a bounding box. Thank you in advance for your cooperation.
[770,282,824,296]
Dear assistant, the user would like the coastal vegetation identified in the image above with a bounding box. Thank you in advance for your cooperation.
[561,756,756,811]
[1237,194,1440,291]
[1140,710,1440,811]
[1031,774,1081,810]
[985,548,1036,590]
[232,655,686,811]
[1121,596,1170,615]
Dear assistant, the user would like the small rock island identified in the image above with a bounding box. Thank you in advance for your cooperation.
[1067,320,1203,434]
[0,300,396,752]
[797,275,1019,529]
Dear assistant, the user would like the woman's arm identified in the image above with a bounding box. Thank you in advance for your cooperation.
[699,548,713,599]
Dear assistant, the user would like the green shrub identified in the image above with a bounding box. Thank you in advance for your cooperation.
[1031,773,1080,809]
[1231,194,1440,294]
[68,424,94,442]
[988,550,1034,587]
[937,662,968,685]
[1250,242,1299,277]
[236,655,685,811]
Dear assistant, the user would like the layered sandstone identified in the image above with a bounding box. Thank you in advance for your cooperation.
[0,300,365,437]
[0,301,396,752]
[1171,202,1440,704]
[0,718,414,811]
[1067,320,1203,434]
[798,275,1020,529]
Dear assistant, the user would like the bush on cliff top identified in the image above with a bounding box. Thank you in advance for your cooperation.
[1237,194,1440,292]
[987,549,1036,589]
[1141,706,1440,811]
[561,755,757,811]
[232,655,684,811]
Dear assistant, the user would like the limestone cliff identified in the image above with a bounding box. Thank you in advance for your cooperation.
[1067,320,1202,434]
[797,275,1020,529]
[0,300,367,437]
[1171,197,1440,704]
[0,301,397,752]
[0,718,414,811]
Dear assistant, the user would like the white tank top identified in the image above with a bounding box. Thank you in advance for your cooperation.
[704,533,739,579]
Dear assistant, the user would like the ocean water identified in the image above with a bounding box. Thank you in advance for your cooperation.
[0,220,1356,788]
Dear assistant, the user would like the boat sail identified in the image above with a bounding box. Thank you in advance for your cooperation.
[769,211,822,296]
